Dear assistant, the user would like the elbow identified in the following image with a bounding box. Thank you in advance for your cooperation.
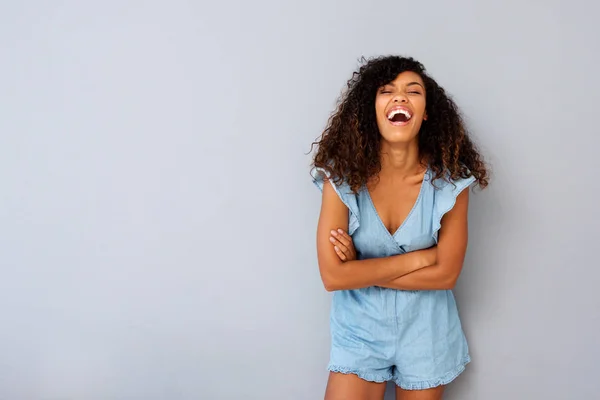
[443,276,458,290]
[320,264,345,292]
[437,264,461,290]
[435,264,460,290]
[323,282,337,292]
[322,272,341,292]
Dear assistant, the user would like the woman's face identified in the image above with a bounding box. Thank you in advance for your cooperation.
[375,71,427,145]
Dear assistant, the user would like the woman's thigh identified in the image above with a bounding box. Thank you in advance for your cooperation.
[324,372,387,400]
[396,385,445,400]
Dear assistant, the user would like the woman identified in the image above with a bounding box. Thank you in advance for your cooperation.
[310,56,489,400]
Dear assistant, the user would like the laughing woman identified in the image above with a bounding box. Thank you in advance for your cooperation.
[310,56,488,400]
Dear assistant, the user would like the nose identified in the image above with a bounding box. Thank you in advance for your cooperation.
[393,93,408,103]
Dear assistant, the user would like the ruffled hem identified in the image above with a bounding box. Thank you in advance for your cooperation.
[394,355,471,390]
[327,364,392,383]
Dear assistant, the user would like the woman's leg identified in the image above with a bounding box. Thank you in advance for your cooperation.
[324,372,387,400]
[395,386,445,400]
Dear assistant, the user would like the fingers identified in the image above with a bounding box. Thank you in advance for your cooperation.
[331,229,352,247]
[329,234,349,254]
[330,229,355,261]
[333,245,347,261]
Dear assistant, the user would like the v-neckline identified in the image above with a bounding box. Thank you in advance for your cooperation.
[364,167,429,239]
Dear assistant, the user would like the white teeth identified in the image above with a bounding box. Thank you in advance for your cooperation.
[387,108,412,120]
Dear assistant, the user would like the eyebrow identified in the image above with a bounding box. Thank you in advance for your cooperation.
[382,81,425,89]
[406,82,425,89]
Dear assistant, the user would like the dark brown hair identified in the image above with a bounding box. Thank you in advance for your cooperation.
[310,55,489,192]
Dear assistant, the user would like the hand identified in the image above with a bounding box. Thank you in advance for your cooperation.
[329,229,356,262]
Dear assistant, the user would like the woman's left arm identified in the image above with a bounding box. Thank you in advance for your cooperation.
[378,189,471,290]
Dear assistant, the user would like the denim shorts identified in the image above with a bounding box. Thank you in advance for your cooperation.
[328,288,470,390]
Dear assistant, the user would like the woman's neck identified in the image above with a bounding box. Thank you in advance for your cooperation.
[378,140,424,178]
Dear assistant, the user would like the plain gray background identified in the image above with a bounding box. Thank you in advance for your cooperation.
[1,1,598,399]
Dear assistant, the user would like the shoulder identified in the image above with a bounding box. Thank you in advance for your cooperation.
[311,165,361,235]
[311,166,353,194]
[428,168,476,196]
[428,169,476,239]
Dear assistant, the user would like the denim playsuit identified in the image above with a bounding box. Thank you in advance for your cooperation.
[312,166,475,390]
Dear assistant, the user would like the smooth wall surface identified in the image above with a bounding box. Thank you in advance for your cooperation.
[1,1,598,399]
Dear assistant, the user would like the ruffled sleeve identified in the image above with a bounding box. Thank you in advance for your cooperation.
[311,167,360,235]
[432,174,476,242]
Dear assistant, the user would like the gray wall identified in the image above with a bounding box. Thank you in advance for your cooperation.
[1,1,598,399]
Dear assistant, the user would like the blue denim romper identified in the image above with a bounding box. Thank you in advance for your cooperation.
[312,166,475,390]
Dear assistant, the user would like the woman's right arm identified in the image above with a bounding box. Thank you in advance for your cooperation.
[316,180,434,292]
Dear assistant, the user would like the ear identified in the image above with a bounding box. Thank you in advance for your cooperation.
[423,112,428,121]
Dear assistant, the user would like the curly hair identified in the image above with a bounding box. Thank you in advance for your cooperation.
[310,55,489,193]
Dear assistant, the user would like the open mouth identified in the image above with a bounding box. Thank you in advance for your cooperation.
[386,107,413,126]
